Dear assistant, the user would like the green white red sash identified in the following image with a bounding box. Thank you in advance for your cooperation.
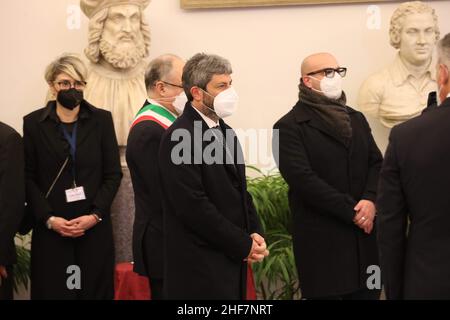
[131,103,176,130]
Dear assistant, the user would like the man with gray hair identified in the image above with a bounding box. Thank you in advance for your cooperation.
[158,53,268,299]
[377,33,450,299]
[126,54,185,299]
[358,1,440,128]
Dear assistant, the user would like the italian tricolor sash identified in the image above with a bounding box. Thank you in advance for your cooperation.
[131,104,176,130]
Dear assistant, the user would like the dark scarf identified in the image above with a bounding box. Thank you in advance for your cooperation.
[298,82,352,147]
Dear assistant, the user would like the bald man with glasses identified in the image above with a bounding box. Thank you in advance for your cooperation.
[273,52,383,300]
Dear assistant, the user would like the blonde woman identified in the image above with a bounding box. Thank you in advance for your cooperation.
[23,53,122,299]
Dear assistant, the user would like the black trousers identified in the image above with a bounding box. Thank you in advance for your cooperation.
[305,288,381,300]
[0,266,14,300]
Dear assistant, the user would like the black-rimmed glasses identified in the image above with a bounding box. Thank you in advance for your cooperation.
[307,67,347,78]
[54,80,87,90]
[161,80,183,89]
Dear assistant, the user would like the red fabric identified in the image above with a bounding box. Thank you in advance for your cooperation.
[130,116,169,130]
[246,264,257,300]
[114,263,151,300]
[114,262,257,300]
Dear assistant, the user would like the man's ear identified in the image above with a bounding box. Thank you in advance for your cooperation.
[154,81,165,96]
[191,86,203,101]
[302,76,312,89]
[437,64,448,88]
[443,65,450,85]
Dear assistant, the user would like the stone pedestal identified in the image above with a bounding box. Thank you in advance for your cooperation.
[110,147,135,263]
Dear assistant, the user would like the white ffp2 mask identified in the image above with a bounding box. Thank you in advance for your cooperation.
[203,87,239,118]
[309,74,343,100]
[173,91,188,114]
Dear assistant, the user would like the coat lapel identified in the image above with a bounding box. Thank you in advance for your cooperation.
[234,137,247,189]
[308,116,345,146]
[38,100,97,162]
[294,101,355,149]
[37,101,67,162]
[219,121,240,182]
[76,114,97,148]
[38,119,67,162]
[184,104,241,182]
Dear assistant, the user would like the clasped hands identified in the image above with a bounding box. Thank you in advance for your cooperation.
[246,233,270,264]
[353,200,376,234]
[49,214,99,238]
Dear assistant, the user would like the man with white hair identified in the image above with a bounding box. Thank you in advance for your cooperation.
[80,0,151,145]
[377,33,450,299]
[358,1,440,128]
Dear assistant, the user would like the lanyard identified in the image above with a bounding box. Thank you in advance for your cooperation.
[60,122,78,186]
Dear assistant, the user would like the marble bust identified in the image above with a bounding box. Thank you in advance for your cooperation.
[80,0,151,264]
[358,1,440,128]
[80,0,151,145]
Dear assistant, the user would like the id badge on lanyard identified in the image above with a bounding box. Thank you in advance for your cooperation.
[66,186,86,203]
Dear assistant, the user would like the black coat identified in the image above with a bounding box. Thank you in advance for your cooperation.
[23,101,122,299]
[158,103,263,299]
[127,120,165,279]
[377,97,450,300]
[274,100,383,298]
[0,122,25,266]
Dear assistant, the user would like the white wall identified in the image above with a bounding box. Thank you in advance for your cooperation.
[1,0,449,165]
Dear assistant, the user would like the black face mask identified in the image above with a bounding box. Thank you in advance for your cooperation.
[57,88,84,110]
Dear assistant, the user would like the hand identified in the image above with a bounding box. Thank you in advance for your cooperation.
[0,265,7,279]
[68,215,98,233]
[50,217,85,238]
[246,233,269,264]
[353,200,376,234]
[251,233,265,246]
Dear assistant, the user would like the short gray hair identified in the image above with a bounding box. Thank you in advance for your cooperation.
[182,53,232,101]
[145,54,182,91]
[389,1,440,49]
[437,33,450,68]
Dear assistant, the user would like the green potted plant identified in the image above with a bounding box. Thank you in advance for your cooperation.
[246,167,300,300]
[13,234,31,294]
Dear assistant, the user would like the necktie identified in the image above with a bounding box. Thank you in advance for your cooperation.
[211,126,235,167]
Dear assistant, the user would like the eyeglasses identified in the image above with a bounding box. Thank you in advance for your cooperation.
[54,80,87,90]
[161,81,183,89]
[307,67,347,78]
